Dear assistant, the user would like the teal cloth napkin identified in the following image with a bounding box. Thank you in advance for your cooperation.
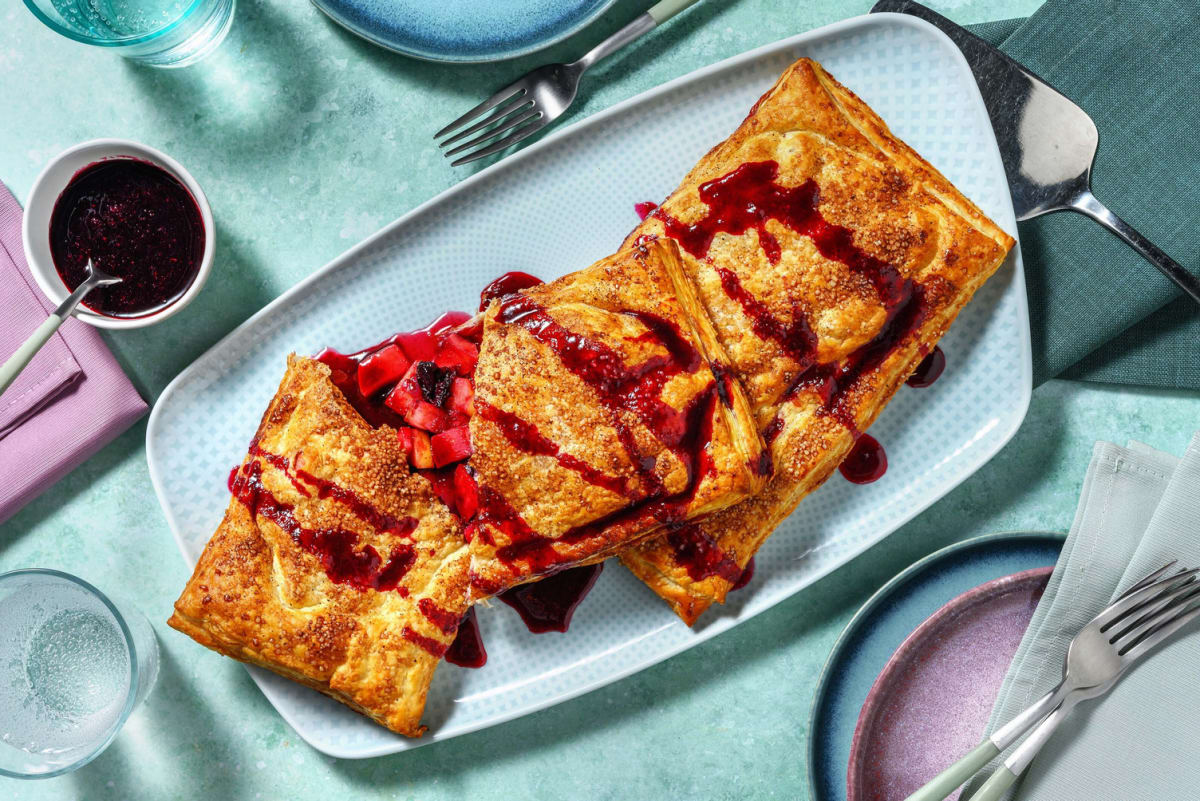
[965,435,1200,799]
[966,1,1200,389]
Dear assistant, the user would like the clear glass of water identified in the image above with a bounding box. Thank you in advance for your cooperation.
[23,0,236,68]
[0,569,159,779]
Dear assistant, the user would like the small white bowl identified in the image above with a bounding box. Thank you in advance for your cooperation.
[22,139,214,330]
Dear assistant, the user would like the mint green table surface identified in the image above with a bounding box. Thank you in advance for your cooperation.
[8,1,1195,799]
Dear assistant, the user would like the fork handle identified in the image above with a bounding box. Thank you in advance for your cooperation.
[575,0,702,70]
[903,686,1065,801]
[648,0,702,24]
[963,766,1018,801]
[903,740,1000,801]
[966,693,1086,800]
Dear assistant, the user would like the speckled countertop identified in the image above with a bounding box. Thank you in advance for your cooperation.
[7,1,1195,799]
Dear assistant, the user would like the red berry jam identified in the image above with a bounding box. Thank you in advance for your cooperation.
[49,158,205,318]
[839,433,887,484]
[906,346,946,388]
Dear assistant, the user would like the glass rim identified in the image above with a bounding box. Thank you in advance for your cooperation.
[0,568,141,780]
[22,0,205,47]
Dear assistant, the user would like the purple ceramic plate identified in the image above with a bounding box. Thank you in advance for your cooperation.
[847,567,1053,800]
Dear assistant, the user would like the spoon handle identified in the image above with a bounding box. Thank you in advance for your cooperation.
[1071,191,1200,306]
[0,314,66,398]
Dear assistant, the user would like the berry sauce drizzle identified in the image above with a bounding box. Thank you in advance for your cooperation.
[476,400,633,498]
[478,271,544,311]
[652,160,928,435]
[667,525,743,584]
[229,444,419,592]
[445,609,487,668]
[402,626,448,658]
[50,158,205,318]
[731,557,755,592]
[634,201,659,221]
[497,563,604,633]
[906,346,945,388]
[838,433,887,484]
[471,294,720,578]
[418,598,462,634]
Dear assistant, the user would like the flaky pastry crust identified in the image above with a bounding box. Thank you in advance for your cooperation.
[618,58,1015,623]
[468,239,765,596]
[169,356,470,736]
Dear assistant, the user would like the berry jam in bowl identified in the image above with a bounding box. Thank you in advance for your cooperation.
[22,139,214,330]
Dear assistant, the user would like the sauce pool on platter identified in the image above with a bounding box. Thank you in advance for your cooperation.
[498,563,604,634]
[49,157,205,318]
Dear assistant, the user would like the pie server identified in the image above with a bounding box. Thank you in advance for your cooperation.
[872,0,1200,306]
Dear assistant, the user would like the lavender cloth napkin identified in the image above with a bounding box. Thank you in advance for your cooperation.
[0,182,146,525]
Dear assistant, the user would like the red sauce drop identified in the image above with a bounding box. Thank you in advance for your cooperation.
[667,525,743,584]
[49,158,205,318]
[731,556,755,592]
[445,608,487,668]
[498,563,604,633]
[478,271,544,311]
[229,445,419,592]
[838,433,887,484]
[906,345,946,388]
[634,201,658,221]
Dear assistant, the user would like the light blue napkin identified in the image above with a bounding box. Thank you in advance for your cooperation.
[966,434,1200,799]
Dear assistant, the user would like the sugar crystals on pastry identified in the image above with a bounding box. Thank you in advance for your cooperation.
[169,356,470,737]
[466,238,766,597]
[618,57,1016,624]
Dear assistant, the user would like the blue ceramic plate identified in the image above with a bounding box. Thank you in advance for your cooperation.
[808,532,1065,801]
[311,0,618,63]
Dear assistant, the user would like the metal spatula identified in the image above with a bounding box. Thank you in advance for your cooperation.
[873,0,1200,305]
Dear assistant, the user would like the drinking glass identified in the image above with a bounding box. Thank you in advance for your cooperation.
[23,0,236,68]
[0,569,159,779]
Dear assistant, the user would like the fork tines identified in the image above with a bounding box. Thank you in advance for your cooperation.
[1098,564,1200,658]
[436,80,548,167]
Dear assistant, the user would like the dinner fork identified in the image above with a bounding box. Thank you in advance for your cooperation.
[436,0,701,166]
[907,562,1200,801]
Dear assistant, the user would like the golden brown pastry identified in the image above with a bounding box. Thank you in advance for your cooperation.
[619,58,1015,624]
[467,238,766,597]
[168,356,470,737]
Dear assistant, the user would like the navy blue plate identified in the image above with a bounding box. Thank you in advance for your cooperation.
[312,0,618,63]
[808,531,1065,801]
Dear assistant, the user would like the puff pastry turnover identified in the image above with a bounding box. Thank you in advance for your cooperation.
[168,356,471,736]
[618,58,1015,623]
[468,238,765,596]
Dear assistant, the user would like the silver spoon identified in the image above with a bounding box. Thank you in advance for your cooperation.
[0,259,122,397]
